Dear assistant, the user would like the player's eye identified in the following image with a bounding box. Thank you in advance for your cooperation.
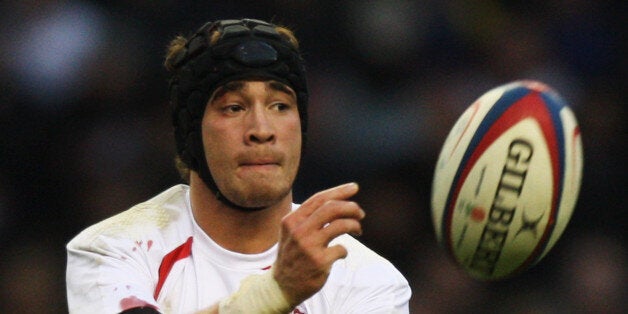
[223,104,245,114]
[271,102,291,112]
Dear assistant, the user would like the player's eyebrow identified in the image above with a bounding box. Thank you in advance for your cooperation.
[211,80,296,103]
[268,81,296,100]
[212,81,246,100]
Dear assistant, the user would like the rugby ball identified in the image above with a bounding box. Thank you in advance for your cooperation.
[431,80,583,280]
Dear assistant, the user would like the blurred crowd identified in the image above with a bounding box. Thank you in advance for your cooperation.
[0,1,625,313]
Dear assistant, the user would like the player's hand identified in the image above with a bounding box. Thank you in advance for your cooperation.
[273,182,365,307]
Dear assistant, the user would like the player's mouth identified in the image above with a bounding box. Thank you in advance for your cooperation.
[238,158,281,172]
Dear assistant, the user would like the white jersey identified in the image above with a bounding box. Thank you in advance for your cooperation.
[66,185,411,314]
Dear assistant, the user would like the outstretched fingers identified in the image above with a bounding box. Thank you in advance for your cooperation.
[320,217,363,242]
[297,183,359,217]
[306,199,364,229]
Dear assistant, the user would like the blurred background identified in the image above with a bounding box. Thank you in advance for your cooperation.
[0,0,625,313]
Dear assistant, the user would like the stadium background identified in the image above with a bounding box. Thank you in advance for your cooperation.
[0,1,625,312]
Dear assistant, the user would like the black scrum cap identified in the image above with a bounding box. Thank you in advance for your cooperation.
[168,18,308,209]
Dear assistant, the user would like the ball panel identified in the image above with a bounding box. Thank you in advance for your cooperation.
[431,86,508,243]
[451,117,555,279]
[537,107,583,262]
[517,89,567,270]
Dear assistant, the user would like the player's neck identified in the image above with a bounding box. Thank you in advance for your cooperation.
[188,172,291,254]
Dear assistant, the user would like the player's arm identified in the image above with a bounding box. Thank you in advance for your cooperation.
[195,183,365,314]
[66,238,161,314]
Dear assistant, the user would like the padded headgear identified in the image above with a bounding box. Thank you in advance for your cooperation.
[168,18,308,209]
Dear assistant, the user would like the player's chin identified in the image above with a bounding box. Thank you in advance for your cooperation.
[232,181,292,208]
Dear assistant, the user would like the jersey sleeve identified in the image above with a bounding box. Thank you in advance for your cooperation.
[66,234,161,314]
[323,235,412,313]
[357,266,411,313]
[329,262,411,313]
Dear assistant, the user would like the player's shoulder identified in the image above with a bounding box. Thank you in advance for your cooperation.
[332,234,383,261]
[67,184,191,249]
[330,234,407,282]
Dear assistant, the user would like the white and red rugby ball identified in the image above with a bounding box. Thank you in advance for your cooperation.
[431,80,583,280]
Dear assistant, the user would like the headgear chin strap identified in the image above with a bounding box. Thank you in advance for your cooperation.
[168,18,308,211]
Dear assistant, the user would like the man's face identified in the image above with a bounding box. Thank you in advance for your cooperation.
[201,80,302,208]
